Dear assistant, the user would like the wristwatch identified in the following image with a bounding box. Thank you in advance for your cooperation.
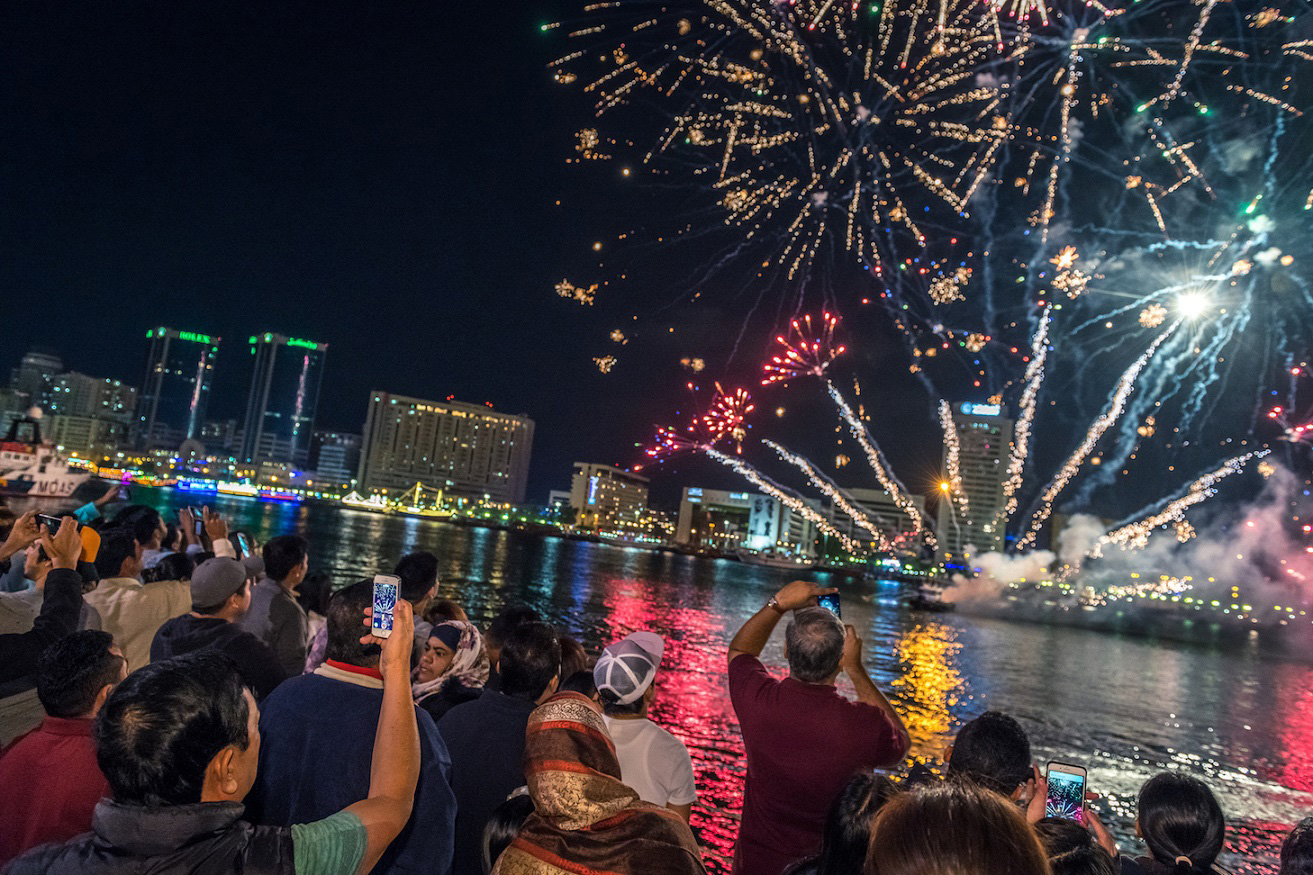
[767,596,786,615]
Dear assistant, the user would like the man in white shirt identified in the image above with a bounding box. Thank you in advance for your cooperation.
[593,631,697,822]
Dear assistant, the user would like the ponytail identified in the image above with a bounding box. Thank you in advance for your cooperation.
[1137,773,1225,874]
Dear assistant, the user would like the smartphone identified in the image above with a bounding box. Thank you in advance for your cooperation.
[371,574,400,639]
[188,507,204,537]
[817,592,842,619]
[116,483,131,501]
[35,516,100,563]
[1045,761,1088,824]
[235,532,251,557]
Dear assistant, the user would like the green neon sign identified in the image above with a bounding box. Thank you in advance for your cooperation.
[286,338,319,350]
[178,331,213,344]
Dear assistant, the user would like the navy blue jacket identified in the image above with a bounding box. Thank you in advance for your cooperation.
[245,668,457,874]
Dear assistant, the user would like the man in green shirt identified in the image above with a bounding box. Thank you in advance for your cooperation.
[5,595,421,875]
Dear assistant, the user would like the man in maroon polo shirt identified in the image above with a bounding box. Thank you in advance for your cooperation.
[727,580,910,875]
[0,629,127,865]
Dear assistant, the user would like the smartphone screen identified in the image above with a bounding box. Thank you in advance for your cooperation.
[817,592,842,619]
[36,514,61,535]
[1045,762,1088,823]
[236,533,251,557]
[371,574,399,639]
[117,483,131,501]
[189,507,205,537]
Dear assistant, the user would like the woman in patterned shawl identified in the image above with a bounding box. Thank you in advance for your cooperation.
[492,692,707,875]
[412,619,490,723]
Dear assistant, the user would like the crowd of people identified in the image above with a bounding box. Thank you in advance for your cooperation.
[0,497,1310,875]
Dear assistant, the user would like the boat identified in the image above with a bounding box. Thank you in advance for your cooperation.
[0,416,92,499]
[906,582,955,613]
[736,549,819,571]
[341,491,391,513]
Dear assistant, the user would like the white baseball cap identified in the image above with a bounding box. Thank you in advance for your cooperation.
[593,631,665,705]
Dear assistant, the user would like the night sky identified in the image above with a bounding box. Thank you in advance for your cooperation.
[0,0,946,507]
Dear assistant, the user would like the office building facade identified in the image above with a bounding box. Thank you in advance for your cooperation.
[49,372,137,424]
[358,392,533,504]
[828,487,927,552]
[936,402,1014,562]
[241,334,327,467]
[11,350,63,411]
[310,431,362,488]
[137,328,219,450]
[569,463,649,530]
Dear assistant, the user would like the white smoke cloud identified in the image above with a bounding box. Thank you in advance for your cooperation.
[1057,513,1107,566]
[1255,246,1284,267]
[1219,136,1263,174]
[1248,215,1277,235]
[946,549,1056,602]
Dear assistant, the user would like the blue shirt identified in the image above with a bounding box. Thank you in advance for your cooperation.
[246,665,457,874]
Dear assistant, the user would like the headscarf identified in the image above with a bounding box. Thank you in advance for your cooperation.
[491,692,707,875]
[412,620,489,701]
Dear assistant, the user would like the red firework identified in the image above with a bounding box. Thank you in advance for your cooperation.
[761,312,846,386]
[645,383,755,461]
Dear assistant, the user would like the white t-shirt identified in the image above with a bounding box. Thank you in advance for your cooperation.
[603,715,698,808]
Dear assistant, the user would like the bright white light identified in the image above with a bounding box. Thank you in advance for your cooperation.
[1177,291,1211,319]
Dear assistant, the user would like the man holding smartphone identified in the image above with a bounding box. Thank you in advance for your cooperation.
[726,580,911,875]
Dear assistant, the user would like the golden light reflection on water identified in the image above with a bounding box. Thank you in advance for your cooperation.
[891,619,968,760]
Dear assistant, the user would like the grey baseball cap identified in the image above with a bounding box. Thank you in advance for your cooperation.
[593,631,665,706]
[191,558,247,607]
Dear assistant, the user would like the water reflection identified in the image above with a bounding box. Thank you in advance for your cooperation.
[130,489,1312,874]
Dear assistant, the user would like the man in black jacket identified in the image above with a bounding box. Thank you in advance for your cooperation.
[0,514,84,685]
[151,558,287,700]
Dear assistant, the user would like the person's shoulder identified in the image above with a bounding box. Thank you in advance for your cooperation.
[641,718,690,753]
[4,832,98,874]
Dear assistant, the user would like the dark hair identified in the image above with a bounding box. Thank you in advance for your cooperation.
[947,711,1033,796]
[37,630,123,718]
[1136,772,1225,873]
[500,621,560,702]
[94,529,138,578]
[128,508,162,548]
[482,793,534,874]
[162,523,182,553]
[151,551,195,583]
[558,669,597,699]
[796,773,899,875]
[487,604,540,649]
[785,607,845,683]
[1035,818,1117,875]
[866,781,1052,875]
[425,598,466,626]
[1281,817,1313,875]
[601,692,645,717]
[558,635,588,680]
[394,551,439,603]
[95,652,251,806]
[297,570,334,616]
[263,534,308,582]
[325,579,382,666]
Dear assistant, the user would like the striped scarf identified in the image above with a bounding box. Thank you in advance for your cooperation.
[492,693,707,875]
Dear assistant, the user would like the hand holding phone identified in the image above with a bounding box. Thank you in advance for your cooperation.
[817,592,842,619]
[1045,761,1088,824]
[371,574,400,639]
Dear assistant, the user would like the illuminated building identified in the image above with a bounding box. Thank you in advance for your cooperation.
[828,488,927,549]
[569,463,649,530]
[46,372,138,457]
[358,392,533,504]
[937,402,1014,562]
[201,419,242,456]
[241,333,327,467]
[675,487,818,557]
[310,431,361,489]
[49,373,137,423]
[137,328,219,450]
[10,349,64,410]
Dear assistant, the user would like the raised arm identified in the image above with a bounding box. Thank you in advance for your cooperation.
[344,600,421,875]
[727,580,836,669]
[841,625,909,762]
[0,517,84,683]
